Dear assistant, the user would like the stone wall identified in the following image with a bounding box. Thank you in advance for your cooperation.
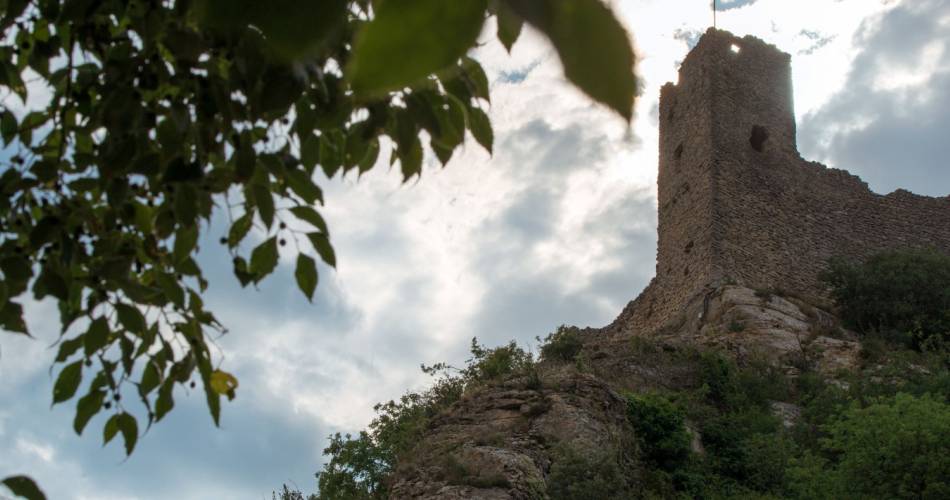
[611,28,950,337]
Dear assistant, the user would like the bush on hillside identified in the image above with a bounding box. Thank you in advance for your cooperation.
[539,325,584,362]
[821,248,950,350]
[789,393,950,499]
[626,393,692,470]
[546,445,631,500]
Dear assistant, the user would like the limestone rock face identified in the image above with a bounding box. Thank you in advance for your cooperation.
[682,285,861,374]
[388,372,632,499]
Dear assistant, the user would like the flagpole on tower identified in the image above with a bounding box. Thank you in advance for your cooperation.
[713,0,717,28]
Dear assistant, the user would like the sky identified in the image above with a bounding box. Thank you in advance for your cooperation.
[2,0,949,498]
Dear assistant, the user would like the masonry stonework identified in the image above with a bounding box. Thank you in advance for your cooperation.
[613,28,950,336]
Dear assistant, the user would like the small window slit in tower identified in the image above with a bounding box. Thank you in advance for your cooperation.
[674,143,684,161]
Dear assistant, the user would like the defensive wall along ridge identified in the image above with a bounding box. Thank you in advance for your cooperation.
[612,28,950,337]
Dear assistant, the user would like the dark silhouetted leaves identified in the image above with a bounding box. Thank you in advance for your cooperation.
[467,106,494,154]
[115,304,147,334]
[228,214,253,248]
[0,1,638,492]
[290,206,329,234]
[117,412,138,455]
[73,389,106,435]
[52,360,82,405]
[83,317,110,356]
[250,237,279,282]
[295,254,318,302]
[1,475,46,500]
[496,2,523,52]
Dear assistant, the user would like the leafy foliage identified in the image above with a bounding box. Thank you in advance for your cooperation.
[625,393,691,470]
[315,338,534,499]
[0,0,636,489]
[615,339,950,499]
[545,445,631,500]
[271,484,317,500]
[538,324,584,362]
[790,393,950,499]
[822,248,950,350]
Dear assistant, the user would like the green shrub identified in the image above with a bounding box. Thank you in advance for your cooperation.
[821,393,950,499]
[464,338,534,383]
[821,248,950,350]
[626,393,692,470]
[539,325,584,362]
[546,445,631,500]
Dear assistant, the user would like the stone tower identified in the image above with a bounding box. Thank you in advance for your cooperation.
[615,28,950,336]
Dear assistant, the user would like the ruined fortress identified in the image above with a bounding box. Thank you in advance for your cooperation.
[616,28,950,336]
[388,29,950,498]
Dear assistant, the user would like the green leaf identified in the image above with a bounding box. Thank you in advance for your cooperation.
[307,232,336,268]
[232,256,254,288]
[174,184,199,225]
[103,413,120,445]
[2,475,46,500]
[460,56,490,103]
[347,0,488,95]
[398,135,424,181]
[83,317,110,356]
[199,0,349,59]
[155,272,185,308]
[155,380,175,422]
[235,141,256,181]
[1,109,18,144]
[249,237,279,282]
[73,389,106,435]
[55,335,84,362]
[209,369,239,398]
[506,0,636,121]
[228,213,253,248]
[117,412,138,455]
[1,256,33,296]
[358,139,381,175]
[286,168,323,205]
[252,182,275,229]
[319,130,344,179]
[139,361,161,397]
[289,206,329,234]
[496,2,523,52]
[300,132,320,171]
[467,106,494,154]
[0,300,28,335]
[115,303,147,333]
[295,254,318,302]
[173,225,199,265]
[52,360,83,405]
